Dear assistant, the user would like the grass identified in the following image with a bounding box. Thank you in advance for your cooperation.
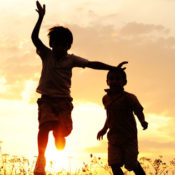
[0,153,175,175]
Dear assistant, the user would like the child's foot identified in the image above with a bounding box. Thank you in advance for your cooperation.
[34,156,46,175]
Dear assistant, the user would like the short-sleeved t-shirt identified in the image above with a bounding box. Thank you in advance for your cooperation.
[36,45,89,98]
[103,90,143,145]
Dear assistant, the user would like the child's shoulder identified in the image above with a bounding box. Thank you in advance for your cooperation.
[124,91,142,106]
[37,45,51,58]
[124,91,137,99]
[102,91,137,104]
[102,94,111,108]
[102,93,108,101]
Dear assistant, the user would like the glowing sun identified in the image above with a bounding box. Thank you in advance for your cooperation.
[44,133,72,172]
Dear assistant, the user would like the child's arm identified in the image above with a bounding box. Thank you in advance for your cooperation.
[31,1,46,49]
[97,95,110,140]
[135,111,148,130]
[86,61,128,70]
[129,94,148,130]
[97,118,108,140]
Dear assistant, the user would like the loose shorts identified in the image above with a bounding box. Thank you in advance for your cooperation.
[37,95,73,137]
[108,139,139,171]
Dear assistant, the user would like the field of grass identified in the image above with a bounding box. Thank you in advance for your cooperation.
[0,153,175,175]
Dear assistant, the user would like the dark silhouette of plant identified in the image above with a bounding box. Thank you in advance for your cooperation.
[139,155,175,175]
[0,151,175,174]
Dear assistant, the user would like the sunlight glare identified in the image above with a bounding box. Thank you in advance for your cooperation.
[21,80,37,103]
[45,133,72,172]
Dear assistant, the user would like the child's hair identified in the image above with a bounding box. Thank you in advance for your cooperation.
[107,68,127,85]
[48,26,73,49]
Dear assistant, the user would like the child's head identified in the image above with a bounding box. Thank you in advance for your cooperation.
[48,26,73,51]
[107,68,127,89]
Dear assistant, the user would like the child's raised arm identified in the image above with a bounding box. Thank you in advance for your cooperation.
[31,1,46,49]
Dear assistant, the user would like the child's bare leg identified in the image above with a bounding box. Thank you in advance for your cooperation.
[34,123,52,175]
[37,125,50,157]
[111,164,124,175]
[133,162,146,175]
[53,124,66,150]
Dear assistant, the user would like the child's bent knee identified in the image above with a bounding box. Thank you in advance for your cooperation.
[55,137,66,150]
[53,132,66,150]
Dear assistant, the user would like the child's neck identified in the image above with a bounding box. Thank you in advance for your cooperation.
[52,50,67,59]
[109,87,124,94]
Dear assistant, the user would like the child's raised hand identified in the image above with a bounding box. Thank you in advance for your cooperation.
[36,1,45,18]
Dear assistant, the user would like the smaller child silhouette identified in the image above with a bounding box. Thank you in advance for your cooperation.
[97,68,148,175]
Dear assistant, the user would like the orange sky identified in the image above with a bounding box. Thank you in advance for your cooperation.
[0,0,175,169]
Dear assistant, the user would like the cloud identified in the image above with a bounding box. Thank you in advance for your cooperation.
[2,20,175,117]
[119,22,169,36]
[0,3,175,117]
[84,141,108,153]
[69,23,175,117]
[140,140,175,151]
[0,49,40,100]
[0,30,41,100]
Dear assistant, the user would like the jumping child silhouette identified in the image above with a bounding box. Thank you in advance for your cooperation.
[31,1,127,174]
[97,67,148,175]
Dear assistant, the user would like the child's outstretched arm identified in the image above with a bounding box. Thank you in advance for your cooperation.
[31,1,46,49]
[86,61,128,70]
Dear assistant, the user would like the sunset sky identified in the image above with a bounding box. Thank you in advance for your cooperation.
[0,0,175,171]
